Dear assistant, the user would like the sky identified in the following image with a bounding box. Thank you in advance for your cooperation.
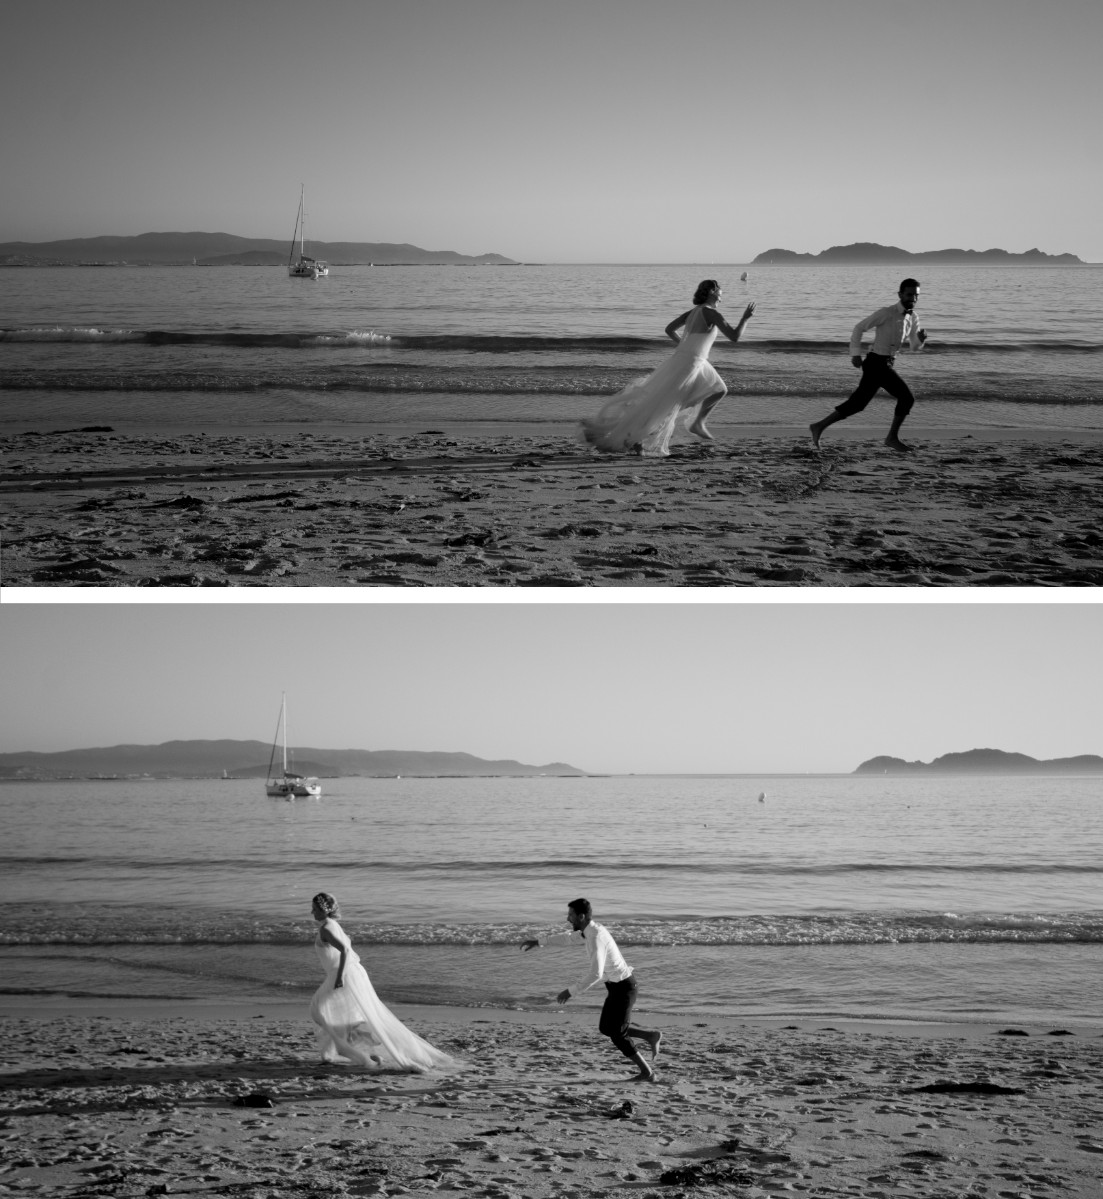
[2,600,1099,774]
[2,0,1100,262]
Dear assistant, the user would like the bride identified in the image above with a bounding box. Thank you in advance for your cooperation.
[582,280,755,457]
[309,893,458,1072]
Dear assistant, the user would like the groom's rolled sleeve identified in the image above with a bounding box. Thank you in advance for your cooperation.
[568,933,605,997]
[539,928,602,998]
[540,931,578,949]
[849,308,884,358]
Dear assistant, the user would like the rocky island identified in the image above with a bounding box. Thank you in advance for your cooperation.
[0,740,584,780]
[854,748,1103,775]
[0,232,519,267]
[753,242,1083,266]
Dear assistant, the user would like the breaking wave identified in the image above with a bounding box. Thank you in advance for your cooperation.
[3,907,1100,948]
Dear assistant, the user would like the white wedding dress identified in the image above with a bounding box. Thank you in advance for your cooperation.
[310,919,457,1072]
[582,305,725,456]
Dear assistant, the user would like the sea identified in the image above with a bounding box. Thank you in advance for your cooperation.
[1,774,1100,1027]
[1,263,1101,435]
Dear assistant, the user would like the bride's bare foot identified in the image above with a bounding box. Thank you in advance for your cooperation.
[688,422,715,441]
[646,1030,662,1061]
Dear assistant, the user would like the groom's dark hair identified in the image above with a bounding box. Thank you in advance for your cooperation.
[568,898,592,918]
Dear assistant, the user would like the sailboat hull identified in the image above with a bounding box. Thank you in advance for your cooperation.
[288,186,329,279]
[266,777,321,799]
[264,694,321,799]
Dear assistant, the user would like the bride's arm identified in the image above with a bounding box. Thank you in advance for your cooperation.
[665,310,691,343]
[319,920,349,988]
[712,301,756,342]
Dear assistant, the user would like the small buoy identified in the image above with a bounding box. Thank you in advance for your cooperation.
[757,791,766,803]
[740,271,748,281]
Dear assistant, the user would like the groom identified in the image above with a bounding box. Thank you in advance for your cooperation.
[810,277,928,452]
[522,897,661,1082]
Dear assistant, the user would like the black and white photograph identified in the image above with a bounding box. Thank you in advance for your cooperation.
[1,602,1102,1195]
[1,0,1101,587]
[1,1,1101,1196]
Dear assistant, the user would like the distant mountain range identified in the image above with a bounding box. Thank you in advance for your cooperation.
[0,233,519,267]
[752,242,1083,266]
[0,740,585,780]
[854,749,1103,775]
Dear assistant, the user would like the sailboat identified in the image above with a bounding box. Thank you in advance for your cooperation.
[265,693,321,799]
[287,185,329,279]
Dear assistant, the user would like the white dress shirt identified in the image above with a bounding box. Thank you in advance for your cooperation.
[849,302,926,359]
[540,921,633,997]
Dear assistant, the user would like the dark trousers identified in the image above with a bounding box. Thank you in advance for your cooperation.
[835,352,915,421]
[599,975,642,1059]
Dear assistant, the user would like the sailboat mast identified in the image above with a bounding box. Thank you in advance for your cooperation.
[281,693,289,776]
[288,191,302,268]
[300,187,306,258]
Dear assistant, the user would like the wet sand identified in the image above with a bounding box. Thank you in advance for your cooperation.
[2,999,1101,1197]
[2,421,1101,587]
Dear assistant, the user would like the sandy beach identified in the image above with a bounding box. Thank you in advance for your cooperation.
[2,421,1101,588]
[2,998,1101,1197]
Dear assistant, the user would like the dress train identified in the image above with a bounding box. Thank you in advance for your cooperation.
[310,919,458,1073]
[582,306,725,457]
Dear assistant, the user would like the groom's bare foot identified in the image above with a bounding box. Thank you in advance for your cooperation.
[631,1066,657,1082]
[809,421,825,448]
[884,436,913,452]
[688,422,715,441]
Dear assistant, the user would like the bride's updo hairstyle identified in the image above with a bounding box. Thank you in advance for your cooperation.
[693,279,720,305]
[313,892,340,918]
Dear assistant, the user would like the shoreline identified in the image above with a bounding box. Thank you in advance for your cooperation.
[4,994,1101,1039]
[4,416,1102,440]
[3,999,1101,1197]
[3,421,1102,587]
